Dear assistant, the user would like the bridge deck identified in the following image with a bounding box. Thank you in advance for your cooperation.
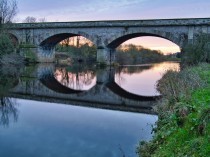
[9,18,210,29]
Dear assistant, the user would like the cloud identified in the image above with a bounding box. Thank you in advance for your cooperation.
[17,0,148,21]
[17,0,210,22]
[87,0,146,12]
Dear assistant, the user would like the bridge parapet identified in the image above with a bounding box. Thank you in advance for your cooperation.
[8,18,210,29]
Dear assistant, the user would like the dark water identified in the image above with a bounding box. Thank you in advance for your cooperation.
[0,62,179,157]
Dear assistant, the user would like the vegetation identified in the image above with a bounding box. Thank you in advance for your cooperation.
[0,31,25,65]
[0,65,20,127]
[182,34,210,65]
[116,44,177,65]
[0,0,21,64]
[19,47,37,63]
[54,65,96,90]
[0,0,17,24]
[137,34,210,157]
[0,32,14,56]
[137,63,210,157]
[56,42,178,65]
[56,43,97,62]
[0,65,20,96]
[116,64,154,75]
[22,16,47,23]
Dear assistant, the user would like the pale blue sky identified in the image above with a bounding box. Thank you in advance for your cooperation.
[17,0,210,22]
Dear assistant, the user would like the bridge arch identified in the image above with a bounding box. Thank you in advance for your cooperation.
[40,33,77,47]
[7,33,19,48]
[107,31,187,49]
[39,72,84,94]
[37,32,97,62]
[39,32,96,47]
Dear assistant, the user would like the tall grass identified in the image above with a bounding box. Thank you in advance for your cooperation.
[157,66,205,103]
[137,63,210,157]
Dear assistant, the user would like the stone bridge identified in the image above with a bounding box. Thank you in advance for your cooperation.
[9,64,158,114]
[8,18,210,63]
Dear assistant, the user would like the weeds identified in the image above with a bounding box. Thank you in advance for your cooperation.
[137,63,210,157]
[156,67,205,103]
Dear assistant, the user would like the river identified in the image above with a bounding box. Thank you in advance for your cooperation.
[0,61,180,157]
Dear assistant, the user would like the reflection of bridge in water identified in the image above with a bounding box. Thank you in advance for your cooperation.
[9,64,159,114]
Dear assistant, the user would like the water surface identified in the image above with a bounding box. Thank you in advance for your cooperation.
[0,61,180,157]
[115,62,180,96]
[0,99,157,157]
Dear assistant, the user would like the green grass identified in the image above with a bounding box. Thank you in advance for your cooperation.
[21,48,38,63]
[19,43,37,48]
[138,63,210,157]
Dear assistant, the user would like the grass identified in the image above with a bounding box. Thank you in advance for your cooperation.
[20,48,38,63]
[19,43,37,48]
[137,63,210,157]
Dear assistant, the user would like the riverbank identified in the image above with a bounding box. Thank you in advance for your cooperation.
[0,53,25,65]
[137,63,210,157]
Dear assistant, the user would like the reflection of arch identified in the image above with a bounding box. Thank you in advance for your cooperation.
[106,82,160,101]
[54,67,97,91]
[38,67,160,100]
[39,72,160,100]
[107,32,182,49]
[40,74,83,94]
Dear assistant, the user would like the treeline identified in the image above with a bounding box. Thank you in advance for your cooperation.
[116,64,154,75]
[116,44,175,65]
[56,43,177,64]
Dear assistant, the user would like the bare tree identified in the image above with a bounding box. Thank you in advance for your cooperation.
[62,37,70,47]
[23,16,47,23]
[38,17,47,22]
[23,16,37,23]
[0,0,18,23]
[0,97,18,126]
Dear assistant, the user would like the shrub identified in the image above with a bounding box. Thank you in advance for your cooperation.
[0,32,15,56]
[182,34,210,65]
[156,67,205,103]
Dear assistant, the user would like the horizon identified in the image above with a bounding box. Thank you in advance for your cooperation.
[15,17,210,23]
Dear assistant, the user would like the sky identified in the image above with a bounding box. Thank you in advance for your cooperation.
[16,0,210,54]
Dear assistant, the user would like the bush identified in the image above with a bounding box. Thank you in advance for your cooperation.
[0,32,15,56]
[182,34,210,65]
[156,67,205,103]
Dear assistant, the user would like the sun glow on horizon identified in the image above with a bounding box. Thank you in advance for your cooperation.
[123,36,181,55]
